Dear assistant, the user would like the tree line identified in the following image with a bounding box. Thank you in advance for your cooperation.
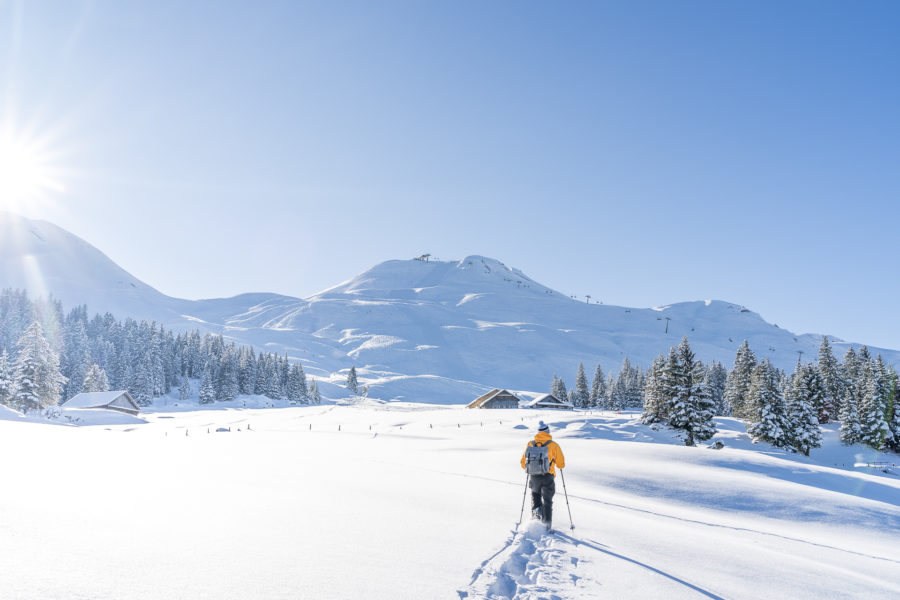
[553,336,899,454]
[0,289,321,413]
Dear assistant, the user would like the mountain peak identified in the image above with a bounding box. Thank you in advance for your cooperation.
[311,254,555,301]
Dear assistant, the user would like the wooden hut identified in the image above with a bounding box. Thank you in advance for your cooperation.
[466,389,522,409]
[61,391,141,416]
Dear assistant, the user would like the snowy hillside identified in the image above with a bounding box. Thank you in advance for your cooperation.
[1,405,897,599]
[2,212,899,403]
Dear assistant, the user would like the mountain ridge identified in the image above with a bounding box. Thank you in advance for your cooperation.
[0,212,894,403]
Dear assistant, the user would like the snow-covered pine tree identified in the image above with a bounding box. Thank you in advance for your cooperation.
[178,374,192,402]
[608,366,627,411]
[81,363,110,393]
[816,337,842,422]
[746,359,790,448]
[858,345,872,363]
[60,316,90,400]
[786,364,823,455]
[554,376,568,404]
[130,350,155,407]
[724,340,757,419]
[216,347,239,403]
[347,366,359,394]
[858,356,892,450]
[199,361,216,404]
[237,347,257,396]
[590,364,606,408]
[309,379,321,405]
[574,363,590,408]
[624,360,644,409]
[0,349,13,407]
[264,355,283,400]
[287,364,309,405]
[884,365,899,452]
[665,338,716,446]
[13,321,67,413]
[641,354,667,424]
[602,373,615,410]
[839,348,862,444]
[295,362,309,404]
[703,361,728,416]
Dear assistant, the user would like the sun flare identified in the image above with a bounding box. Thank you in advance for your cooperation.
[0,134,64,209]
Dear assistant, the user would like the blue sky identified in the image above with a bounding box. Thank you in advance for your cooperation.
[2,1,899,349]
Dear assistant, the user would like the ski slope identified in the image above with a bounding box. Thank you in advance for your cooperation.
[1,403,897,599]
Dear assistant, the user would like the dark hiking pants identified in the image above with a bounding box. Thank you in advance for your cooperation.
[529,473,555,524]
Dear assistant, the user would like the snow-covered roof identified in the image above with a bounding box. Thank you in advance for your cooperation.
[523,394,573,409]
[466,388,521,408]
[62,391,139,411]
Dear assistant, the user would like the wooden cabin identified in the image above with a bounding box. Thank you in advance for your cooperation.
[523,394,574,410]
[61,391,141,415]
[466,388,522,409]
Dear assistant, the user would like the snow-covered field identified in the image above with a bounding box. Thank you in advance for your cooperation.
[1,404,898,599]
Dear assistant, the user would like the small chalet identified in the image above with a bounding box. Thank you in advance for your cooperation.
[523,394,574,410]
[61,391,141,416]
[467,389,522,409]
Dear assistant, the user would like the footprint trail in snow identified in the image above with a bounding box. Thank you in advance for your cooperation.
[460,522,596,600]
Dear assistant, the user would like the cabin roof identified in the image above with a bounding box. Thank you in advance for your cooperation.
[61,391,140,411]
[466,388,521,408]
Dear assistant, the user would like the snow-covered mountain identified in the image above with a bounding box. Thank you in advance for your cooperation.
[2,212,898,402]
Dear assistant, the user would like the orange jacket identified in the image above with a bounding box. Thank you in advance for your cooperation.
[520,431,565,476]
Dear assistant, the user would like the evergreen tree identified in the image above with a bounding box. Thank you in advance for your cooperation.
[839,348,862,444]
[179,375,192,402]
[746,359,790,448]
[602,373,615,410]
[264,355,282,400]
[786,364,823,455]
[238,348,257,396]
[81,364,110,393]
[346,366,359,394]
[704,361,728,416]
[589,364,606,408]
[608,365,627,411]
[13,321,67,412]
[309,379,322,405]
[287,364,309,405]
[130,351,155,407]
[295,362,309,403]
[0,349,13,407]
[665,338,716,446]
[641,354,668,424]
[724,341,757,419]
[216,347,239,403]
[552,375,568,404]
[199,361,216,404]
[574,363,590,408]
[858,357,892,450]
[884,366,900,452]
[816,337,842,422]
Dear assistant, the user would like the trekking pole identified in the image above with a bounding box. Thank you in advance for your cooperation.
[559,468,575,530]
[517,473,530,531]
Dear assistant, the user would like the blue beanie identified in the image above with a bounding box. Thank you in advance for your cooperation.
[538,421,549,432]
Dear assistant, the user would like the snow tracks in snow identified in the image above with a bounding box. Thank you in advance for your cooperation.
[460,522,594,600]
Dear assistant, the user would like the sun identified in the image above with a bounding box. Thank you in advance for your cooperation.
[0,133,64,210]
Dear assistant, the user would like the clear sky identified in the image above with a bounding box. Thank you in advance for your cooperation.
[1,1,899,349]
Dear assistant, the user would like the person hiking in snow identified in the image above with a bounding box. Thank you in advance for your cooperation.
[521,421,565,530]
